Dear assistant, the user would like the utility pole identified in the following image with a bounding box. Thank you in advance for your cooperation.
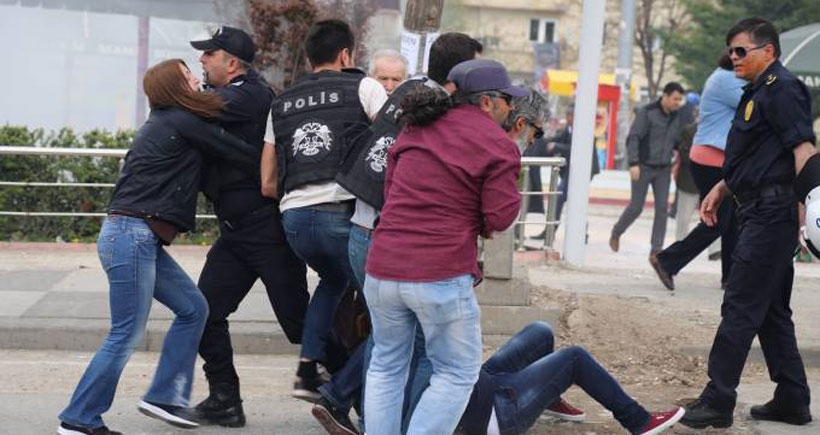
[401,0,444,75]
[614,0,636,169]
[563,0,607,266]
[135,16,150,128]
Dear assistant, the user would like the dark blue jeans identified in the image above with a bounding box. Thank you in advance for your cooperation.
[282,207,353,361]
[347,224,371,291]
[488,322,650,435]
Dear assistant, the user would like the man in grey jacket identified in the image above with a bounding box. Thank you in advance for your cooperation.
[610,82,685,254]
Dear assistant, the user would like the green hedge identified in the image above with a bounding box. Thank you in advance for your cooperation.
[0,126,218,244]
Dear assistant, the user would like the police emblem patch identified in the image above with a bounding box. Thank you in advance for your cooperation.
[766,74,777,85]
[292,120,333,160]
[365,136,395,174]
[744,100,754,122]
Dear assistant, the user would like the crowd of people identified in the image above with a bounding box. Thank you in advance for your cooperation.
[54,14,818,435]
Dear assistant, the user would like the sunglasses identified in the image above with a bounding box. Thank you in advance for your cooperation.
[483,91,512,105]
[727,44,768,58]
[529,122,544,139]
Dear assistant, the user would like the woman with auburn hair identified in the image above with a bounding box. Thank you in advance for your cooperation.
[57,59,259,435]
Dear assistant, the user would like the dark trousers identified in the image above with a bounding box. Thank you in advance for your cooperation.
[198,206,309,385]
[282,207,354,362]
[656,162,737,282]
[700,194,810,412]
[524,140,547,215]
[320,339,366,412]
[555,176,569,221]
[611,165,671,252]
[489,322,649,435]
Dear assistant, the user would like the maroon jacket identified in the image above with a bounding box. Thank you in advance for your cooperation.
[366,104,521,282]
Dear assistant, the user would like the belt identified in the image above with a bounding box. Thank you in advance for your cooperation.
[220,206,277,231]
[732,184,794,207]
[305,200,355,213]
[109,209,147,219]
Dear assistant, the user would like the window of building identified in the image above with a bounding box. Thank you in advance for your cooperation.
[529,18,557,44]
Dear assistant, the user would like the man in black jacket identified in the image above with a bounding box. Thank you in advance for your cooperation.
[610,82,685,255]
[189,26,309,427]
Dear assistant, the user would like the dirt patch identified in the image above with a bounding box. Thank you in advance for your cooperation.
[524,286,769,434]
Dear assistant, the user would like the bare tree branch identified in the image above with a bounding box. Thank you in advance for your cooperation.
[633,0,689,98]
[214,0,377,90]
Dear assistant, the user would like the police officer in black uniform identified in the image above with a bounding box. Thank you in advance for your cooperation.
[261,19,387,401]
[188,26,309,427]
[681,18,814,429]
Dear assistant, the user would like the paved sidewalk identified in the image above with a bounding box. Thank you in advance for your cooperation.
[0,242,311,354]
[4,192,820,356]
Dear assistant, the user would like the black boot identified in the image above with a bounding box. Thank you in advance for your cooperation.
[750,400,812,425]
[680,398,733,429]
[194,382,246,428]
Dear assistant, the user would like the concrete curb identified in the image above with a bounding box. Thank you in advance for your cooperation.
[0,318,299,355]
[681,345,820,369]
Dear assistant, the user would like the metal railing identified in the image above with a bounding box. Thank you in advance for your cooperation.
[516,157,565,251]
[0,146,216,219]
[0,147,565,248]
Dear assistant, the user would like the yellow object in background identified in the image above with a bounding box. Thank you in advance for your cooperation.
[543,69,638,100]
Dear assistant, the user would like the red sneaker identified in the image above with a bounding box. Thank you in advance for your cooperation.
[544,398,586,422]
[637,407,685,435]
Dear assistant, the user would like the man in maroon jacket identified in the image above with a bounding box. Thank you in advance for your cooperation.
[362,59,525,435]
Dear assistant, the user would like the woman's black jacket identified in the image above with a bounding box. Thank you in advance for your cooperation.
[108,107,259,231]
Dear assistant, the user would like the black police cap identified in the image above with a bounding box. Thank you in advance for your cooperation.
[190,26,256,63]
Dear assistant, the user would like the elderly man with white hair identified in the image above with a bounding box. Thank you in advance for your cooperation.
[369,49,408,94]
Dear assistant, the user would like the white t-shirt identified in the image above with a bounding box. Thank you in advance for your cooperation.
[265,76,387,212]
[350,199,379,229]
[487,407,500,435]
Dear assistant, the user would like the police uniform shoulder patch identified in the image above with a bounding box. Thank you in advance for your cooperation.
[766,74,777,86]
[744,100,755,122]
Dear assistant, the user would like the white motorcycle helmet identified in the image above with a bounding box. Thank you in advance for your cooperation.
[804,186,820,258]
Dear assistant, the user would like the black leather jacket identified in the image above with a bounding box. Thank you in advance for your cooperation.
[200,70,274,217]
[108,107,258,231]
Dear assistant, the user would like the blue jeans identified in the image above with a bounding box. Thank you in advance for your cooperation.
[488,322,650,434]
[282,207,353,361]
[340,226,433,432]
[318,226,432,431]
[59,216,208,429]
[364,274,482,435]
[347,224,371,291]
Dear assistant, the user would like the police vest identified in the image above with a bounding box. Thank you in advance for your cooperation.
[336,78,426,209]
[273,70,370,193]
